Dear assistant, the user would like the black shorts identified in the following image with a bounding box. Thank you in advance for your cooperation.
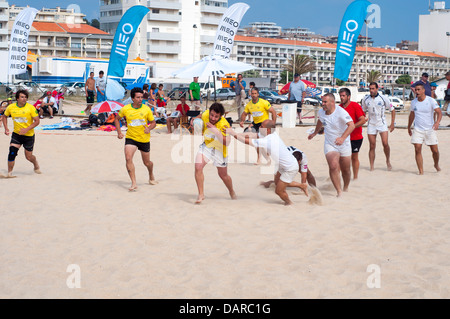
[42,105,58,114]
[86,90,95,104]
[244,121,262,133]
[125,138,150,153]
[296,101,303,112]
[351,139,363,154]
[11,132,35,152]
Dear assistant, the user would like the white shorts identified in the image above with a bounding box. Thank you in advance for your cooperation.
[367,123,388,135]
[411,129,438,146]
[197,143,228,167]
[324,142,351,157]
[279,168,298,184]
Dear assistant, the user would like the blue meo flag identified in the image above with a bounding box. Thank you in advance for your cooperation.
[334,0,371,81]
[107,5,149,78]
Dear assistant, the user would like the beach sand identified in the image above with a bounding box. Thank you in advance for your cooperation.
[1,102,449,298]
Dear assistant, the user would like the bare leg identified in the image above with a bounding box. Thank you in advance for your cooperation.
[351,153,360,179]
[125,145,138,191]
[413,143,424,175]
[287,180,309,197]
[368,134,376,171]
[275,177,293,205]
[380,131,392,171]
[339,156,351,192]
[194,153,208,203]
[24,150,41,174]
[217,166,236,200]
[167,118,173,133]
[7,143,21,177]
[255,147,261,165]
[298,111,302,124]
[430,144,440,172]
[141,150,157,184]
[326,152,343,197]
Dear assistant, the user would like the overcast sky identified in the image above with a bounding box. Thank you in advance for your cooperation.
[10,0,438,46]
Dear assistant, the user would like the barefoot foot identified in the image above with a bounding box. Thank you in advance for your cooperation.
[195,195,205,204]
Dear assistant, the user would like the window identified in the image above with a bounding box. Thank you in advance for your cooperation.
[152,28,159,32]
[152,9,159,13]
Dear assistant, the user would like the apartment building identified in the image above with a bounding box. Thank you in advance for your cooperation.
[233,35,448,86]
[419,1,450,57]
[99,0,228,64]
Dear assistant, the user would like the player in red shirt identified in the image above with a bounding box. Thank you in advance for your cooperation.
[167,96,190,134]
[339,88,366,180]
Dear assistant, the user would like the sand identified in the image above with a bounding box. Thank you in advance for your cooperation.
[1,101,450,298]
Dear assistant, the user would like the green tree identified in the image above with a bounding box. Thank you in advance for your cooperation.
[284,54,316,77]
[336,79,346,86]
[395,74,412,85]
[90,19,100,29]
[366,70,382,83]
[242,69,261,78]
[279,70,293,84]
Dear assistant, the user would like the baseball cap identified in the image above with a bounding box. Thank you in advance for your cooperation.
[7,97,12,101]
[294,73,300,77]
[430,82,438,87]
[422,72,429,77]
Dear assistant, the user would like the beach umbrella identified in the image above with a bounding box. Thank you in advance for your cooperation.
[172,54,255,101]
[279,80,317,94]
[91,101,124,114]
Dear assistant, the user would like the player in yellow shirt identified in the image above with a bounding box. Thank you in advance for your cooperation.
[191,103,236,204]
[239,87,277,165]
[114,87,157,191]
[1,90,41,178]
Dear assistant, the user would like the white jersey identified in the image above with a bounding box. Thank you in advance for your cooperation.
[362,93,393,127]
[252,132,299,172]
[411,96,439,131]
[287,146,308,173]
[318,106,353,146]
[96,76,107,91]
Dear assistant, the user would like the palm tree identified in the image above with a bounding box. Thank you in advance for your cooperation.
[284,54,316,76]
[366,70,382,84]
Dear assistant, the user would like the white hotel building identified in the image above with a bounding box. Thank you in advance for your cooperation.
[99,0,227,64]
[233,36,448,86]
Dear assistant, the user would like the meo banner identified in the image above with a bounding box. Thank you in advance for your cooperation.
[8,7,38,75]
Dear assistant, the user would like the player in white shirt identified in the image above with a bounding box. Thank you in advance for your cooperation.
[308,93,355,197]
[260,146,317,189]
[407,83,442,175]
[361,82,395,171]
[228,120,308,205]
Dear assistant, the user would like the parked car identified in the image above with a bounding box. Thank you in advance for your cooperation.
[210,88,236,100]
[168,87,189,99]
[15,81,44,94]
[388,96,404,111]
[303,97,322,106]
[59,82,85,95]
[0,82,13,94]
[259,90,287,104]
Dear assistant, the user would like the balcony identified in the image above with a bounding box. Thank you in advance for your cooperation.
[0,27,8,35]
[200,35,215,44]
[147,44,180,54]
[200,16,220,25]
[148,32,181,41]
[148,0,182,10]
[200,5,227,14]
[148,13,181,23]
[200,46,212,56]
[0,14,8,21]
[0,1,8,8]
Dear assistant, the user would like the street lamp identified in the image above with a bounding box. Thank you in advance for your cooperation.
[81,33,92,58]
[193,24,198,63]
[446,32,450,70]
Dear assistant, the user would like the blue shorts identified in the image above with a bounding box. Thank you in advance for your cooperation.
[97,90,107,102]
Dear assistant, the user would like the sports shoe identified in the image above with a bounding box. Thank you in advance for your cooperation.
[50,116,54,119]
[39,115,44,119]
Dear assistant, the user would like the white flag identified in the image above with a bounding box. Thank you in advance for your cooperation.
[212,3,250,59]
[8,7,38,75]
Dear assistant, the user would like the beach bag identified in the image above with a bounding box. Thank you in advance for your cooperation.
[80,119,91,127]
[89,114,100,126]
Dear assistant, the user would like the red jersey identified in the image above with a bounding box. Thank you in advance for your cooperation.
[176,103,190,116]
[340,101,365,140]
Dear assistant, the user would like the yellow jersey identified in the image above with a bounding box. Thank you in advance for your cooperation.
[4,102,39,137]
[201,110,230,157]
[244,98,271,124]
[119,104,155,143]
